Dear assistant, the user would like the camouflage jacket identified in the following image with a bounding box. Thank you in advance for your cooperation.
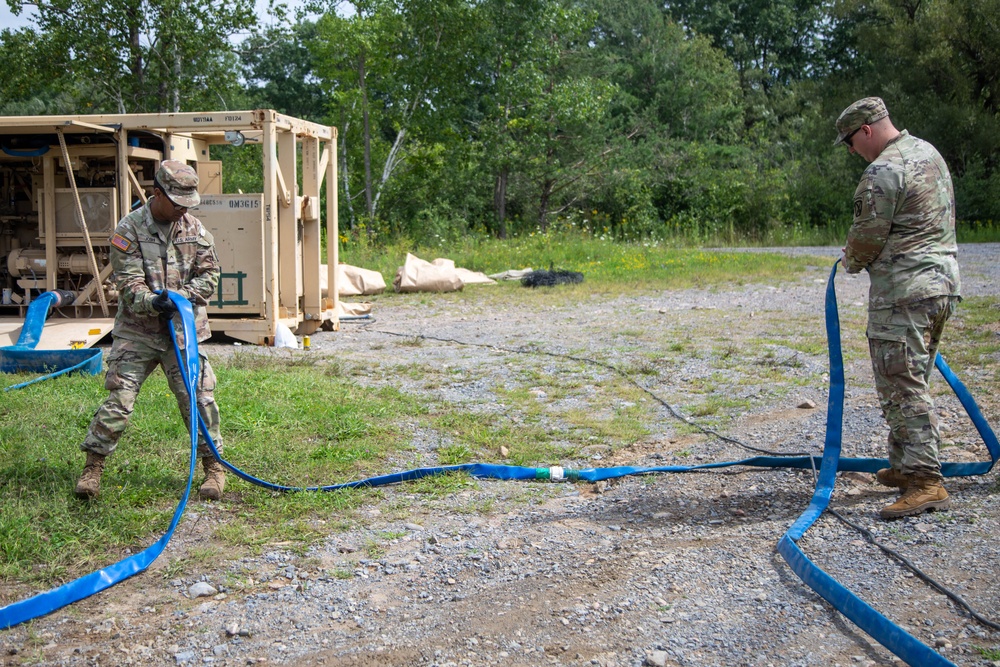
[109,200,220,349]
[844,130,961,310]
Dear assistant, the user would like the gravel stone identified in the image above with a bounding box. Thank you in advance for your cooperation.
[2,244,998,667]
[188,583,218,599]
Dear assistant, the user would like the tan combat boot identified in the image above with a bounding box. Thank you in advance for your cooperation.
[879,476,950,520]
[74,451,107,499]
[875,467,911,490]
[199,457,226,500]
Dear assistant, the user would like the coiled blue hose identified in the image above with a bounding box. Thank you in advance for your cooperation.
[0,291,103,390]
[772,263,988,667]
[0,292,200,629]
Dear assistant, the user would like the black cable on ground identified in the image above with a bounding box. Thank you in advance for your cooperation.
[367,325,1000,633]
[801,432,1000,633]
[366,328,815,457]
[828,507,1000,632]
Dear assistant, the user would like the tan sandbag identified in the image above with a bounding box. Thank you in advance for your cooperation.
[320,263,387,297]
[340,263,386,296]
[336,301,372,317]
[488,268,533,281]
[455,267,496,285]
[393,253,464,293]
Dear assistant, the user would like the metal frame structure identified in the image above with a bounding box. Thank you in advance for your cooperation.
[0,109,339,346]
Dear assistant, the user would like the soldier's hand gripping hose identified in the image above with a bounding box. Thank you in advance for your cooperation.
[152,290,178,318]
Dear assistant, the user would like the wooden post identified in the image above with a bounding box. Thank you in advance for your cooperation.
[277,125,299,321]
[301,135,322,328]
[261,114,280,337]
[57,130,110,316]
[326,129,340,330]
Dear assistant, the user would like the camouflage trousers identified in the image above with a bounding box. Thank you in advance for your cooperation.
[867,295,959,478]
[82,336,223,459]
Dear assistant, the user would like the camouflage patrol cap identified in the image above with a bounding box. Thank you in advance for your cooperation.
[154,160,200,208]
[833,97,890,146]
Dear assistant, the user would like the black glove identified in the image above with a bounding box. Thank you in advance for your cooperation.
[151,290,178,317]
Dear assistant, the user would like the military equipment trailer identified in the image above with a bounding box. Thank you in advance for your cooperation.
[0,109,340,349]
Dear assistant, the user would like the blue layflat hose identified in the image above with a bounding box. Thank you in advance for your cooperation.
[1,291,103,389]
[1,267,997,667]
[0,293,200,629]
[773,262,983,667]
[8,292,59,349]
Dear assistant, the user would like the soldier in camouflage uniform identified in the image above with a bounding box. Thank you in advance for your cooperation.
[75,160,227,501]
[834,97,961,519]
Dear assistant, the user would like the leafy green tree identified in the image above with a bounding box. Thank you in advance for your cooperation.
[240,20,327,121]
[662,0,827,126]
[948,0,1000,116]
[581,0,764,238]
[828,0,1000,222]
[0,25,77,114]
[314,0,398,226]
[468,0,619,237]
[2,0,258,113]
[588,0,743,144]
[367,0,492,239]
[313,0,481,233]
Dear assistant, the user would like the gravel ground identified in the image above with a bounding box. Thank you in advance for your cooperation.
[2,244,999,667]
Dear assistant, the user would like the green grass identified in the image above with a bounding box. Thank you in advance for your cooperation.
[689,395,752,417]
[940,297,1000,395]
[429,410,562,465]
[976,646,1000,661]
[0,356,421,584]
[957,220,1000,243]
[339,229,818,292]
[2,239,997,591]
[408,470,479,498]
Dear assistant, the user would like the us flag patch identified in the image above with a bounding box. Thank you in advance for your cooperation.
[111,234,132,252]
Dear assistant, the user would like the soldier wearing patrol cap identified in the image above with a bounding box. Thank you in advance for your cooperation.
[75,160,228,502]
[836,97,962,519]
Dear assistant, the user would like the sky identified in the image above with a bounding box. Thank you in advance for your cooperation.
[0,3,36,30]
[0,0,315,33]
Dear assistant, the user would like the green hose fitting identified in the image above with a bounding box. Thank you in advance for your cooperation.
[535,467,577,481]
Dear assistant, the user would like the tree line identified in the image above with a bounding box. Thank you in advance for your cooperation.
[2,0,998,244]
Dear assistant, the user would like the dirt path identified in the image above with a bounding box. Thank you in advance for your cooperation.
[2,245,999,667]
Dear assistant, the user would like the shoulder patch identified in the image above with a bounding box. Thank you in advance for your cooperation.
[852,174,877,224]
[111,234,132,252]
